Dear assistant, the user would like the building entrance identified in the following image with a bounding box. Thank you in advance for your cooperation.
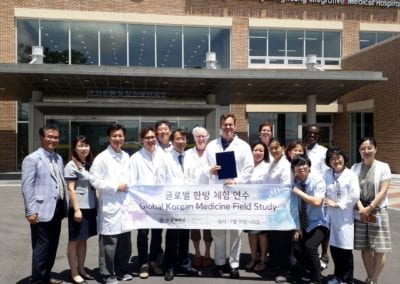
[44,115,206,164]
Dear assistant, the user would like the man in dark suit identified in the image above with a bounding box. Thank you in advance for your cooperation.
[21,124,67,284]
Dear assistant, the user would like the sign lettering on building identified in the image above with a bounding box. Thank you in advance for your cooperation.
[279,0,400,8]
[87,89,167,99]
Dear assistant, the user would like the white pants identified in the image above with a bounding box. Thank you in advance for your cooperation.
[212,229,242,268]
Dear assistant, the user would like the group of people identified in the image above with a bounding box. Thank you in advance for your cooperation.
[21,113,392,284]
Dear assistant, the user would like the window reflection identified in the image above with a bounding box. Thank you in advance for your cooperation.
[324,31,340,58]
[16,19,231,69]
[70,22,99,65]
[129,25,155,67]
[287,30,304,57]
[184,27,209,68]
[100,23,127,66]
[210,28,230,69]
[269,30,285,57]
[41,20,69,64]
[17,19,39,63]
[305,30,322,57]
[249,28,340,66]
[157,26,182,68]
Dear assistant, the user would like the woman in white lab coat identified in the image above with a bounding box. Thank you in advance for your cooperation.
[184,127,213,268]
[264,138,293,280]
[323,147,360,284]
[245,141,270,272]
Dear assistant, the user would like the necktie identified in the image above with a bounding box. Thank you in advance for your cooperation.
[178,154,184,171]
[50,155,64,200]
[299,182,308,230]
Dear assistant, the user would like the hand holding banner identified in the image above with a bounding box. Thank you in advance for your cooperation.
[121,184,299,231]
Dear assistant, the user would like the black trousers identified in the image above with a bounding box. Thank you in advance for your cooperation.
[30,199,64,283]
[164,229,190,270]
[294,226,329,283]
[268,230,293,270]
[137,228,163,265]
[330,245,354,283]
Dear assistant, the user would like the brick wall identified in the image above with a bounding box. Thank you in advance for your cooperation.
[230,104,248,142]
[1,0,399,170]
[341,38,400,173]
[0,102,17,171]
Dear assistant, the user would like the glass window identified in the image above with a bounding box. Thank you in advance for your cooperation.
[17,19,39,63]
[71,121,116,157]
[17,123,28,169]
[156,26,182,68]
[129,25,155,67]
[17,102,29,121]
[100,23,127,66]
[184,27,209,68]
[305,31,322,57]
[287,30,304,57]
[210,28,230,69]
[268,30,285,57]
[249,37,267,56]
[359,32,376,49]
[351,112,373,163]
[41,20,69,64]
[70,22,99,65]
[376,32,394,43]
[118,120,140,155]
[323,31,340,58]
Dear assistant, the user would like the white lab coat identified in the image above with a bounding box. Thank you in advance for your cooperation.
[130,147,164,185]
[307,143,329,177]
[184,147,209,185]
[204,135,254,268]
[89,145,131,235]
[323,168,360,249]
[264,156,292,184]
[159,149,185,185]
[249,161,270,184]
[205,135,254,184]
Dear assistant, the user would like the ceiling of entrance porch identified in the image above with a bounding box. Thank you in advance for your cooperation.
[0,64,385,105]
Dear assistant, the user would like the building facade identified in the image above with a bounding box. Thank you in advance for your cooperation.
[0,0,399,172]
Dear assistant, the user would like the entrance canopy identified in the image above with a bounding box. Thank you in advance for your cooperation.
[0,63,386,105]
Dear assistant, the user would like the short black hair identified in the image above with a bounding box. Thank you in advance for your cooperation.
[39,124,59,137]
[291,154,311,171]
[140,127,155,139]
[155,120,171,131]
[171,129,188,140]
[325,146,349,168]
[107,124,126,136]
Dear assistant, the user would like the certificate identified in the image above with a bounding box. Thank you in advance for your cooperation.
[216,151,237,180]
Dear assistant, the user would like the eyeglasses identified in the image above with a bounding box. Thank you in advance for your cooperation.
[143,136,157,141]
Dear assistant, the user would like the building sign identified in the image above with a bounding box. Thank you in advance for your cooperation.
[87,89,167,99]
[279,0,400,8]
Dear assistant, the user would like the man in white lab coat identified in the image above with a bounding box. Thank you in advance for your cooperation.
[160,129,201,281]
[89,124,132,284]
[205,113,254,279]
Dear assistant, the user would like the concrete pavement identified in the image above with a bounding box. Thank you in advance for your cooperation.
[1,179,399,284]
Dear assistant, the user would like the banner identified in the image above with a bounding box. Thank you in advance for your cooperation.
[121,184,300,231]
